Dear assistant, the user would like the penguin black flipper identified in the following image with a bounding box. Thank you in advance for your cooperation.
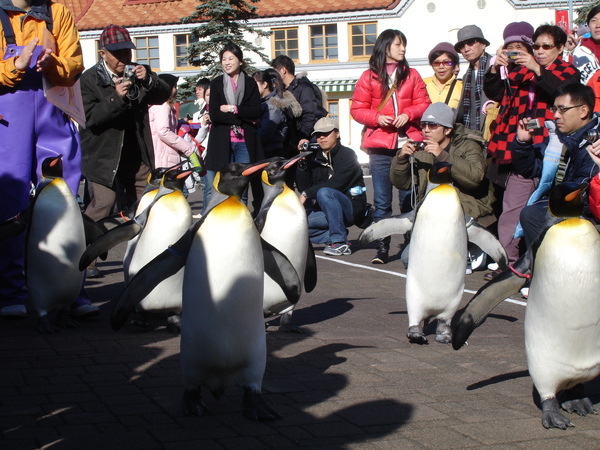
[0,212,28,242]
[111,218,205,330]
[466,219,509,270]
[79,220,143,270]
[452,249,534,350]
[358,211,415,246]
[304,238,317,293]
[261,238,302,305]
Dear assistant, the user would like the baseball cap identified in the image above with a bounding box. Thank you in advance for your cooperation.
[312,117,339,135]
[100,24,136,51]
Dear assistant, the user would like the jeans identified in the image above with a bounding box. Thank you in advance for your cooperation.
[307,188,354,245]
[369,152,405,222]
[520,200,550,249]
[202,141,250,214]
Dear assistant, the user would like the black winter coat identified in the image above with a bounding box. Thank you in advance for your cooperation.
[79,62,170,187]
[206,72,262,172]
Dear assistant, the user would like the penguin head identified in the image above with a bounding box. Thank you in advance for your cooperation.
[215,161,270,197]
[260,151,312,186]
[548,182,589,218]
[427,161,453,185]
[41,155,63,180]
[147,167,170,187]
[161,167,196,192]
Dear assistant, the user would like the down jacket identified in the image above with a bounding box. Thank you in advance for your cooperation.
[351,68,430,151]
[149,102,196,169]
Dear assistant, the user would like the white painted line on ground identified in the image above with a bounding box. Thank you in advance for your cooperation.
[315,255,527,307]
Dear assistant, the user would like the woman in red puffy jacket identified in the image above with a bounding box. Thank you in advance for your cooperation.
[351,29,430,264]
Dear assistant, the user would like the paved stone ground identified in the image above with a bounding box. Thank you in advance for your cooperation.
[1,184,599,449]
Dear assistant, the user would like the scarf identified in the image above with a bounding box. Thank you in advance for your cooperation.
[487,58,579,164]
[462,52,490,130]
[223,71,245,107]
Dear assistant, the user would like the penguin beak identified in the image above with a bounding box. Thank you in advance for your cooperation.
[283,151,312,169]
[242,161,270,177]
[176,169,195,180]
[438,166,449,174]
[49,155,63,167]
[564,183,589,202]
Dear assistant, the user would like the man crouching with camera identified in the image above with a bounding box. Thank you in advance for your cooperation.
[78,24,171,277]
[297,118,367,256]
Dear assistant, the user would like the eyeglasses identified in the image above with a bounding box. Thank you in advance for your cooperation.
[533,44,556,50]
[549,104,583,114]
[432,61,454,67]
[420,122,440,130]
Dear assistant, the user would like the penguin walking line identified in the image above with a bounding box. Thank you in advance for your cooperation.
[111,161,283,421]
[452,182,600,430]
[359,162,508,345]
[26,156,86,333]
[255,152,317,332]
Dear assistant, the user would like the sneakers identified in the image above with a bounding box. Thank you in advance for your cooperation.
[86,266,103,279]
[372,237,390,264]
[0,304,27,318]
[323,243,351,256]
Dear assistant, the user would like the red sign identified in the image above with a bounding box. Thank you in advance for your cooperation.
[556,10,570,34]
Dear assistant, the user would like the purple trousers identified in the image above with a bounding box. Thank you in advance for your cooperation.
[0,86,81,304]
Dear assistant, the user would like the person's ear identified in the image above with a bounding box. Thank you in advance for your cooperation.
[444,127,452,137]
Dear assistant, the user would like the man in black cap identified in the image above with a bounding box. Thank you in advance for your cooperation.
[79,24,171,277]
[454,25,492,134]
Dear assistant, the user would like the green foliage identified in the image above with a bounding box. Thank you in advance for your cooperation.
[575,1,600,25]
[177,0,272,101]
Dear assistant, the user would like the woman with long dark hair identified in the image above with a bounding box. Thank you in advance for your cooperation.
[203,43,262,212]
[351,29,430,264]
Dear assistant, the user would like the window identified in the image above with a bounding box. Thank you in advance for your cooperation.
[272,28,299,61]
[310,24,338,62]
[327,100,338,122]
[349,22,377,60]
[175,34,199,69]
[135,36,160,69]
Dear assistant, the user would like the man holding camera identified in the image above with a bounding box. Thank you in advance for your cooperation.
[296,117,367,256]
[79,25,170,276]
[391,102,495,222]
[513,83,600,248]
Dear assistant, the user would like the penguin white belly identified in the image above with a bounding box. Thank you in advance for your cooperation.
[406,185,467,326]
[129,193,191,312]
[181,198,266,393]
[124,190,158,281]
[525,219,600,400]
[261,190,308,316]
[27,179,85,316]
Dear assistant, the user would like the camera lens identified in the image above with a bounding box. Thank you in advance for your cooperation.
[585,128,599,143]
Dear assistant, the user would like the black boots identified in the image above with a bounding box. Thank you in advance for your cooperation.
[372,236,390,264]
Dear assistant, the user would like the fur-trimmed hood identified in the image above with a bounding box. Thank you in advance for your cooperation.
[266,91,303,118]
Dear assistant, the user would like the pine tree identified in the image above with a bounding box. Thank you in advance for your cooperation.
[575,1,600,25]
[177,0,271,100]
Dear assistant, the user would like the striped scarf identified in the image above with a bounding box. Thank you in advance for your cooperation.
[487,58,579,164]
[462,53,490,130]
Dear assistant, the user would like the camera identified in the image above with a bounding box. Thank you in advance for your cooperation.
[301,142,321,152]
[413,141,426,151]
[525,118,542,131]
[584,128,600,143]
[123,64,136,83]
[506,51,519,61]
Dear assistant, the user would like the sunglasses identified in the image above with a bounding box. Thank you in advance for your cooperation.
[432,61,454,67]
[533,44,556,50]
[549,104,583,114]
[420,122,440,130]
[461,39,480,48]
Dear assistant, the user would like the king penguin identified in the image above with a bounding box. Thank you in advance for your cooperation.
[111,161,283,421]
[359,162,507,344]
[452,182,600,429]
[26,156,86,333]
[255,152,317,332]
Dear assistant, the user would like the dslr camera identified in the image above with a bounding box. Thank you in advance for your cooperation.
[123,64,136,83]
[584,128,600,143]
[412,141,426,151]
[301,142,322,152]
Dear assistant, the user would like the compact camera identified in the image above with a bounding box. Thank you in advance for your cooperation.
[506,51,519,61]
[525,118,542,131]
[123,64,136,83]
[301,142,322,152]
[413,141,426,151]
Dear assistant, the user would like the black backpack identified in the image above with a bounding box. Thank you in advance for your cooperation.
[298,76,328,120]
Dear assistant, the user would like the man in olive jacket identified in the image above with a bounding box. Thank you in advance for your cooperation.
[79,25,170,225]
[391,102,495,222]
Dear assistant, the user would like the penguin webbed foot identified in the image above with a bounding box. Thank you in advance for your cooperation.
[182,388,210,417]
[38,315,58,334]
[166,313,181,333]
[407,325,428,345]
[434,321,452,344]
[541,398,575,429]
[242,389,282,421]
[278,311,304,333]
[561,385,597,416]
